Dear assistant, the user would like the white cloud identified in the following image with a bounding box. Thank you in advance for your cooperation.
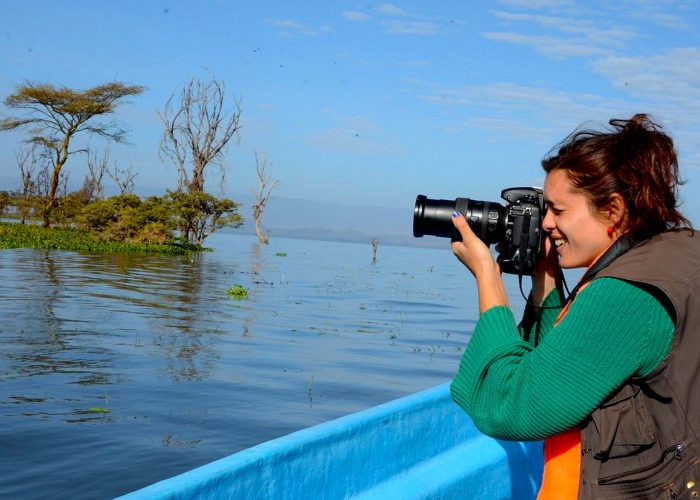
[379,4,408,16]
[486,9,638,58]
[414,80,642,148]
[614,0,693,30]
[593,48,700,108]
[483,32,611,58]
[491,10,637,45]
[342,11,370,23]
[273,19,332,37]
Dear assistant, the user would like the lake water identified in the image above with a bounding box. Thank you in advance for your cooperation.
[0,231,532,499]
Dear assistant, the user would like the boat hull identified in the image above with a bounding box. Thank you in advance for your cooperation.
[117,383,543,499]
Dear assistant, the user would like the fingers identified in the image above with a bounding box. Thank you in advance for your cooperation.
[451,211,477,242]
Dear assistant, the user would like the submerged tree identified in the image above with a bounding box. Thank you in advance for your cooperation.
[158,76,243,245]
[252,150,280,245]
[159,76,242,193]
[168,190,242,245]
[0,81,145,226]
[15,147,40,223]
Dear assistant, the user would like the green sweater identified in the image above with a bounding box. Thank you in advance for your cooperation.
[450,277,674,441]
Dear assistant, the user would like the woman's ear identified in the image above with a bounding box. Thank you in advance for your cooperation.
[606,193,627,226]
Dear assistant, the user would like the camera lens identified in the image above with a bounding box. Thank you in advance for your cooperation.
[413,195,506,244]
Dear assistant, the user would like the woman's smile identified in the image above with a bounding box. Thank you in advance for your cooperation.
[542,169,615,269]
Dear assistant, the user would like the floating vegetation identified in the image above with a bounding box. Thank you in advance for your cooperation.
[0,222,196,255]
[274,252,287,257]
[227,284,249,300]
[87,407,111,414]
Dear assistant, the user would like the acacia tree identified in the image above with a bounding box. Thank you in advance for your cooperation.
[0,82,144,226]
[159,76,242,193]
[252,150,280,245]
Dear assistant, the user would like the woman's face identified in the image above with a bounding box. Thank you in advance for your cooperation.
[542,169,614,269]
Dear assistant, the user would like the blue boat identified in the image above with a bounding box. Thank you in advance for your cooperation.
[117,383,543,499]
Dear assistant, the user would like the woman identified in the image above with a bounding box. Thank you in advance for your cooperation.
[449,114,700,499]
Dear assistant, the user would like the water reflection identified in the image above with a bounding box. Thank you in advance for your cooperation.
[0,235,474,499]
[1,247,237,412]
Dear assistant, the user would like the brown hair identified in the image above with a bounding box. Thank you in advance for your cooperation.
[542,113,691,240]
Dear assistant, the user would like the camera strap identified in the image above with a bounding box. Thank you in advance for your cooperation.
[564,233,638,304]
[520,233,637,313]
[521,234,637,345]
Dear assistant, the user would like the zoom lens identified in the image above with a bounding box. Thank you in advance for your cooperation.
[413,195,506,244]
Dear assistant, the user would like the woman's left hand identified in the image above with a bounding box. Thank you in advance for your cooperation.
[452,212,508,312]
[451,212,500,279]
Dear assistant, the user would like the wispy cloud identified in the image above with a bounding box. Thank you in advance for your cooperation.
[340,4,447,36]
[413,80,643,147]
[491,10,637,45]
[273,19,331,37]
[413,71,700,173]
[379,4,408,16]
[615,0,693,30]
[593,48,700,109]
[342,11,370,23]
[486,9,637,58]
[482,32,611,58]
[420,82,605,114]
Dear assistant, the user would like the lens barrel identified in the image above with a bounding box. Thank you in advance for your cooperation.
[413,195,506,244]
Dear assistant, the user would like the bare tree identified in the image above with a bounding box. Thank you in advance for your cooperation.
[0,81,144,226]
[159,76,242,193]
[107,162,137,195]
[80,149,110,202]
[16,147,40,223]
[252,150,280,245]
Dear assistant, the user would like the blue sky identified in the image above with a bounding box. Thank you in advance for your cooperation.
[2,1,700,222]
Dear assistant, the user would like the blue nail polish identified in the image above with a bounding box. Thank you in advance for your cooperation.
[452,211,461,218]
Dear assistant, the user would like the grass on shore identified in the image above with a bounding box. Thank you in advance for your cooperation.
[0,222,199,255]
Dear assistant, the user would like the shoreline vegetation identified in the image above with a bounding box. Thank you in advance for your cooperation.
[0,221,201,255]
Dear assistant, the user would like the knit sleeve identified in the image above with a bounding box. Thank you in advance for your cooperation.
[450,277,674,441]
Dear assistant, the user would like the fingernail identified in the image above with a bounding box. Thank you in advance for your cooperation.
[452,211,461,218]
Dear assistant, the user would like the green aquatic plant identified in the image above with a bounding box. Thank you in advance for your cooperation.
[275,252,287,257]
[227,284,249,300]
[87,407,111,414]
[0,222,196,255]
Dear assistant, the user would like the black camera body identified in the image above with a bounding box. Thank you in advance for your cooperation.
[413,187,544,275]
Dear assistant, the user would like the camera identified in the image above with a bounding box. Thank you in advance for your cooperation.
[413,187,544,275]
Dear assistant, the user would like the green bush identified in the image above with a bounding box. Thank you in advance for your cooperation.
[78,194,177,245]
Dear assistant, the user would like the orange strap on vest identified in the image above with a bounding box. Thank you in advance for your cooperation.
[537,426,581,499]
[537,281,593,499]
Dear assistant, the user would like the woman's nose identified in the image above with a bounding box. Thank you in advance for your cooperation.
[542,210,555,232]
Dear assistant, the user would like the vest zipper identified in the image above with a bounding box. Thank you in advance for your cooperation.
[598,443,686,485]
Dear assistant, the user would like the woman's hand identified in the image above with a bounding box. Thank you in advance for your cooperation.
[451,212,509,312]
[451,212,498,278]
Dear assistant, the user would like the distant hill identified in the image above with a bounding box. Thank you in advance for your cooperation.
[230,193,446,249]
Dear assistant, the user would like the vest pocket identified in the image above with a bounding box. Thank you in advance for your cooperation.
[592,384,656,460]
[596,449,699,498]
